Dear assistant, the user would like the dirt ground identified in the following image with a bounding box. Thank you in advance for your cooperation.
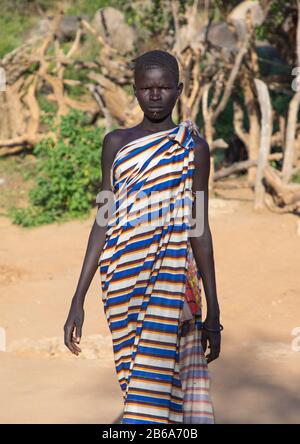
[0,189,299,424]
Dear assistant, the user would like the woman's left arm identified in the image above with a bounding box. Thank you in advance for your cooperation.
[189,136,221,326]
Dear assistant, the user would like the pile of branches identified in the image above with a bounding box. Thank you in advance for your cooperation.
[0,0,299,217]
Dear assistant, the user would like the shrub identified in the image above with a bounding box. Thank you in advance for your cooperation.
[10,110,104,227]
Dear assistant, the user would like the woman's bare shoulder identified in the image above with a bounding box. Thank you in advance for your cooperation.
[100,128,131,166]
[191,134,210,165]
[102,128,127,148]
[102,127,138,154]
[191,133,209,150]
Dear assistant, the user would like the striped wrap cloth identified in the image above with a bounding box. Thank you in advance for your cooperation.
[99,120,215,424]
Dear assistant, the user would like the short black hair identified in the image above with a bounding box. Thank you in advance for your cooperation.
[131,50,179,85]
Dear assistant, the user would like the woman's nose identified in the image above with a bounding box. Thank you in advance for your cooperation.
[150,88,161,100]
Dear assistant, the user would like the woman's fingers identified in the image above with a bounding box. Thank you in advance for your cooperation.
[64,322,81,355]
[75,324,82,343]
[201,331,208,353]
[205,333,221,363]
[64,305,84,356]
[71,335,82,352]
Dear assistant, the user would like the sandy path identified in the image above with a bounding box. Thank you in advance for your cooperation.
[0,198,299,424]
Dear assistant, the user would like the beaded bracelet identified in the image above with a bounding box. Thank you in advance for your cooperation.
[202,323,224,333]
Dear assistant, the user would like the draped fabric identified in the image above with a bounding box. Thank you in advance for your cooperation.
[99,121,214,424]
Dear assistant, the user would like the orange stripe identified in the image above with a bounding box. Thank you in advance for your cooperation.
[114,130,178,179]
[125,400,181,412]
[101,217,186,248]
[115,136,172,181]
[118,153,187,184]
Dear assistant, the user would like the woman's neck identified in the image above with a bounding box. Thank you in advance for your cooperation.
[138,115,177,133]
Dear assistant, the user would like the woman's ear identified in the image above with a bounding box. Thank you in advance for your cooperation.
[177,82,183,98]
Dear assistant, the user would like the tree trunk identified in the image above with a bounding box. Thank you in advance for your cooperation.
[254,78,273,210]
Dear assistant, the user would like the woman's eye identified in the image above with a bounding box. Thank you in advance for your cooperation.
[140,86,171,91]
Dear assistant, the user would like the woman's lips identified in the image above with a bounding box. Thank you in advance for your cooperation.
[148,107,163,111]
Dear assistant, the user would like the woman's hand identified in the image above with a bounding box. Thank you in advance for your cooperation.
[201,318,221,364]
[64,298,85,356]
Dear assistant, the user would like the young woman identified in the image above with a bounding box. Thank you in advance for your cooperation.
[64,50,222,424]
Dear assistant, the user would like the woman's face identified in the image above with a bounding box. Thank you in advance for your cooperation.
[133,66,182,120]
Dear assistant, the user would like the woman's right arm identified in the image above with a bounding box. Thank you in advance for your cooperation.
[63,131,118,356]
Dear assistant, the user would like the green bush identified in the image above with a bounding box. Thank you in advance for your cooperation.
[291,172,300,184]
[0,12,36,57]
[10,110,104,227]
[37,93,58,115]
